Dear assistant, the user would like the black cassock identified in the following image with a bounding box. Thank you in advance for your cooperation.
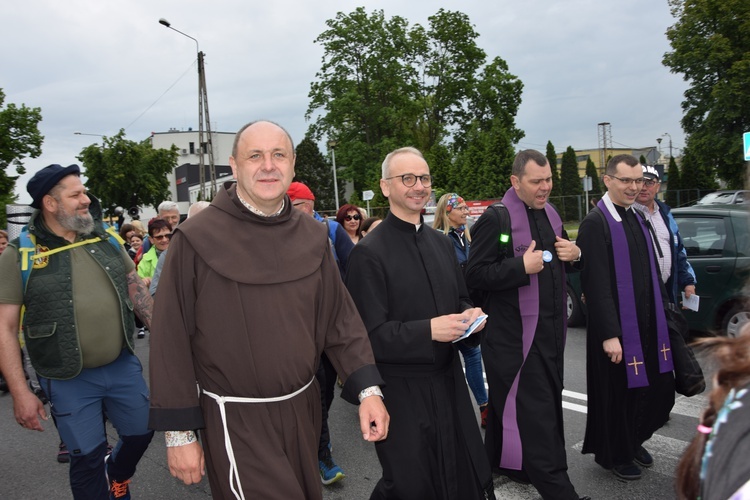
[346,213,494,500]
[577,204,675,469]
[466,204,579,500]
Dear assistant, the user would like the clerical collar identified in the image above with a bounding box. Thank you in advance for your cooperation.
[601,192,633,223]
[236,191,284,217]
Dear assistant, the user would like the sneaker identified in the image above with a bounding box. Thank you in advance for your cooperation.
[480,404,489,429]
[319,456,345,485]
[137,328,146,339]
[634,446,653,468]
[57,442,70,463]
[612,462,641,481]
[109,478,131,499]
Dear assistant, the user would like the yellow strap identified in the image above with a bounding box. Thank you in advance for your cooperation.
[24,229,124,262]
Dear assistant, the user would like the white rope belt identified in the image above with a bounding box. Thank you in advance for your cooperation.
[202,377,315,500]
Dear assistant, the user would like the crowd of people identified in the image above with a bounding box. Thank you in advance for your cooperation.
[0,119,746,500]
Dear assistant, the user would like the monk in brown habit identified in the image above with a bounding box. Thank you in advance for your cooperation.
[148,120,389,500]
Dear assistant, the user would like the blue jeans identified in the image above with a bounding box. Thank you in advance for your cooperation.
[456,343,488,406]
[39,349,154,499]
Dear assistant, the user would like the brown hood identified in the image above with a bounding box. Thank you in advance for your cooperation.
[176,183,329,284]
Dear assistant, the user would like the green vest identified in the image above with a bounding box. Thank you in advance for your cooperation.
[13,210,135,380]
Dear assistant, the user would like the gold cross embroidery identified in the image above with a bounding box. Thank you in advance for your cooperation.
[628,356,643,376]
[661,343,671,361]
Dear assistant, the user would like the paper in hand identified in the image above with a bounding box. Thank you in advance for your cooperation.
[681,292,700,312]
[452,315,488,343]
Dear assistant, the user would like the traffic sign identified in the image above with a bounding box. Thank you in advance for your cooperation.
[744,132,750,161]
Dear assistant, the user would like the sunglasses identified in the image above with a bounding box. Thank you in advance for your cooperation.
[344,214,361,221]
[152,233,172,241]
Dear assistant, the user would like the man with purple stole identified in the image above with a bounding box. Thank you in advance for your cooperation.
[466,150,587,500]
[576,154,675,481]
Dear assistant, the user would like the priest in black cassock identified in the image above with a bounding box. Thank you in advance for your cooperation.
[346,147,496,500]
[576,154,675,481]
[465,149,587,500]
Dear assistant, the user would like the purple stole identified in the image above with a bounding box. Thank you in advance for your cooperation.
[498,188,565,470]
[596,199,673,389]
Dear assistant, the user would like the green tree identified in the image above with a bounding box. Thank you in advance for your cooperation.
[664,156,682,207]
[294,136,337,212]
[306,8,524,201]
[78,129,178,217]
[452,118,514,199]
[585,157,602,198]
[560,146,582,221]
[545,141,561,198]
[663,0,750,188]
[0,89,43,227]
[678,145,718,205]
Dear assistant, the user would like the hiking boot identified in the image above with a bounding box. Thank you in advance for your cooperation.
[319,456,345,485]
[57,442,70,463]
[634,446,653,468]
[109,478,131,499]
[480,403,489,429]
[612,462,641,481]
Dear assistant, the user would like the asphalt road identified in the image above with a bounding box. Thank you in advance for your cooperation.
[0,327,709,499]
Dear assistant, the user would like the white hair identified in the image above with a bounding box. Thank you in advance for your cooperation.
[187,201,210,218]
[381,147,424,179]
[158,201,179,214]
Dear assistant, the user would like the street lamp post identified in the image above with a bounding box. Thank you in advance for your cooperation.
[159,18,216,200]
[327,140,340,211]
[662,133,673,159]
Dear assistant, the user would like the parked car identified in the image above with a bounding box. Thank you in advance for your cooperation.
[566,204,750,337]
[695,189,749,206]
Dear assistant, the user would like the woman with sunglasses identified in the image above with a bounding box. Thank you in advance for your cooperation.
[336,203,365,245]
[433,193,490,427]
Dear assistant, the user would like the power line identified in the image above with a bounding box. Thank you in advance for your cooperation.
[123,59,196,132]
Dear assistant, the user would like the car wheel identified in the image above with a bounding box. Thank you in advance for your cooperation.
[722,303,750,338]
[567,284,584,327]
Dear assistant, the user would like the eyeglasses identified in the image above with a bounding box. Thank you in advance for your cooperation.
[607,175,645,186]
[643,178,659,187]
[453,205,470,212]
[344,214,361,221]
[292,200,312,207]
[152,233,172,241]
[384,173,432,188]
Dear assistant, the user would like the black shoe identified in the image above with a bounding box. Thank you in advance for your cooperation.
[634,446,653,468]
[612,462,641,481]
[57,442,70,463]
[137,328,146,339]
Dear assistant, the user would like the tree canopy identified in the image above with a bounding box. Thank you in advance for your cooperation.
[545,141,561,198]
[560,146,583,221]
[294,136,338,212]
[78,130,178,216]
[0,89,43,227]
[663,0,750,188]
[306,8,524,201]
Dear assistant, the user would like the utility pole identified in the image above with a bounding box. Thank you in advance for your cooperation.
[663,132,673,160]
[159,18,215,200]
[597,122,612,175]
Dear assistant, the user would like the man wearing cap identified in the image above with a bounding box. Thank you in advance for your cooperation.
[576,154,675,481]
[148,120,388,499]
[0,164,155,499]
[287,181,354,278]
[287,181,353,485]
[633,164,697,305]
[465,149,587,500]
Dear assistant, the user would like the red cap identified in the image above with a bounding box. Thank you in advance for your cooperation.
[287,182,315,201]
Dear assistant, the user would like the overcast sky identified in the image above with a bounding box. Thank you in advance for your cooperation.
[3,0,688,205]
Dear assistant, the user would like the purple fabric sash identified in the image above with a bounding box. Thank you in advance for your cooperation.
[597,200,673,389]
[498,188,564,470]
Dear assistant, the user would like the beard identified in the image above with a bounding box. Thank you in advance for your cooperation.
[54,207,95,235]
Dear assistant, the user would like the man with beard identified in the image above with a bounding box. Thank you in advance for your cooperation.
[465,149,587,499]
[0,164,155,499]
[577,154,675,480]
